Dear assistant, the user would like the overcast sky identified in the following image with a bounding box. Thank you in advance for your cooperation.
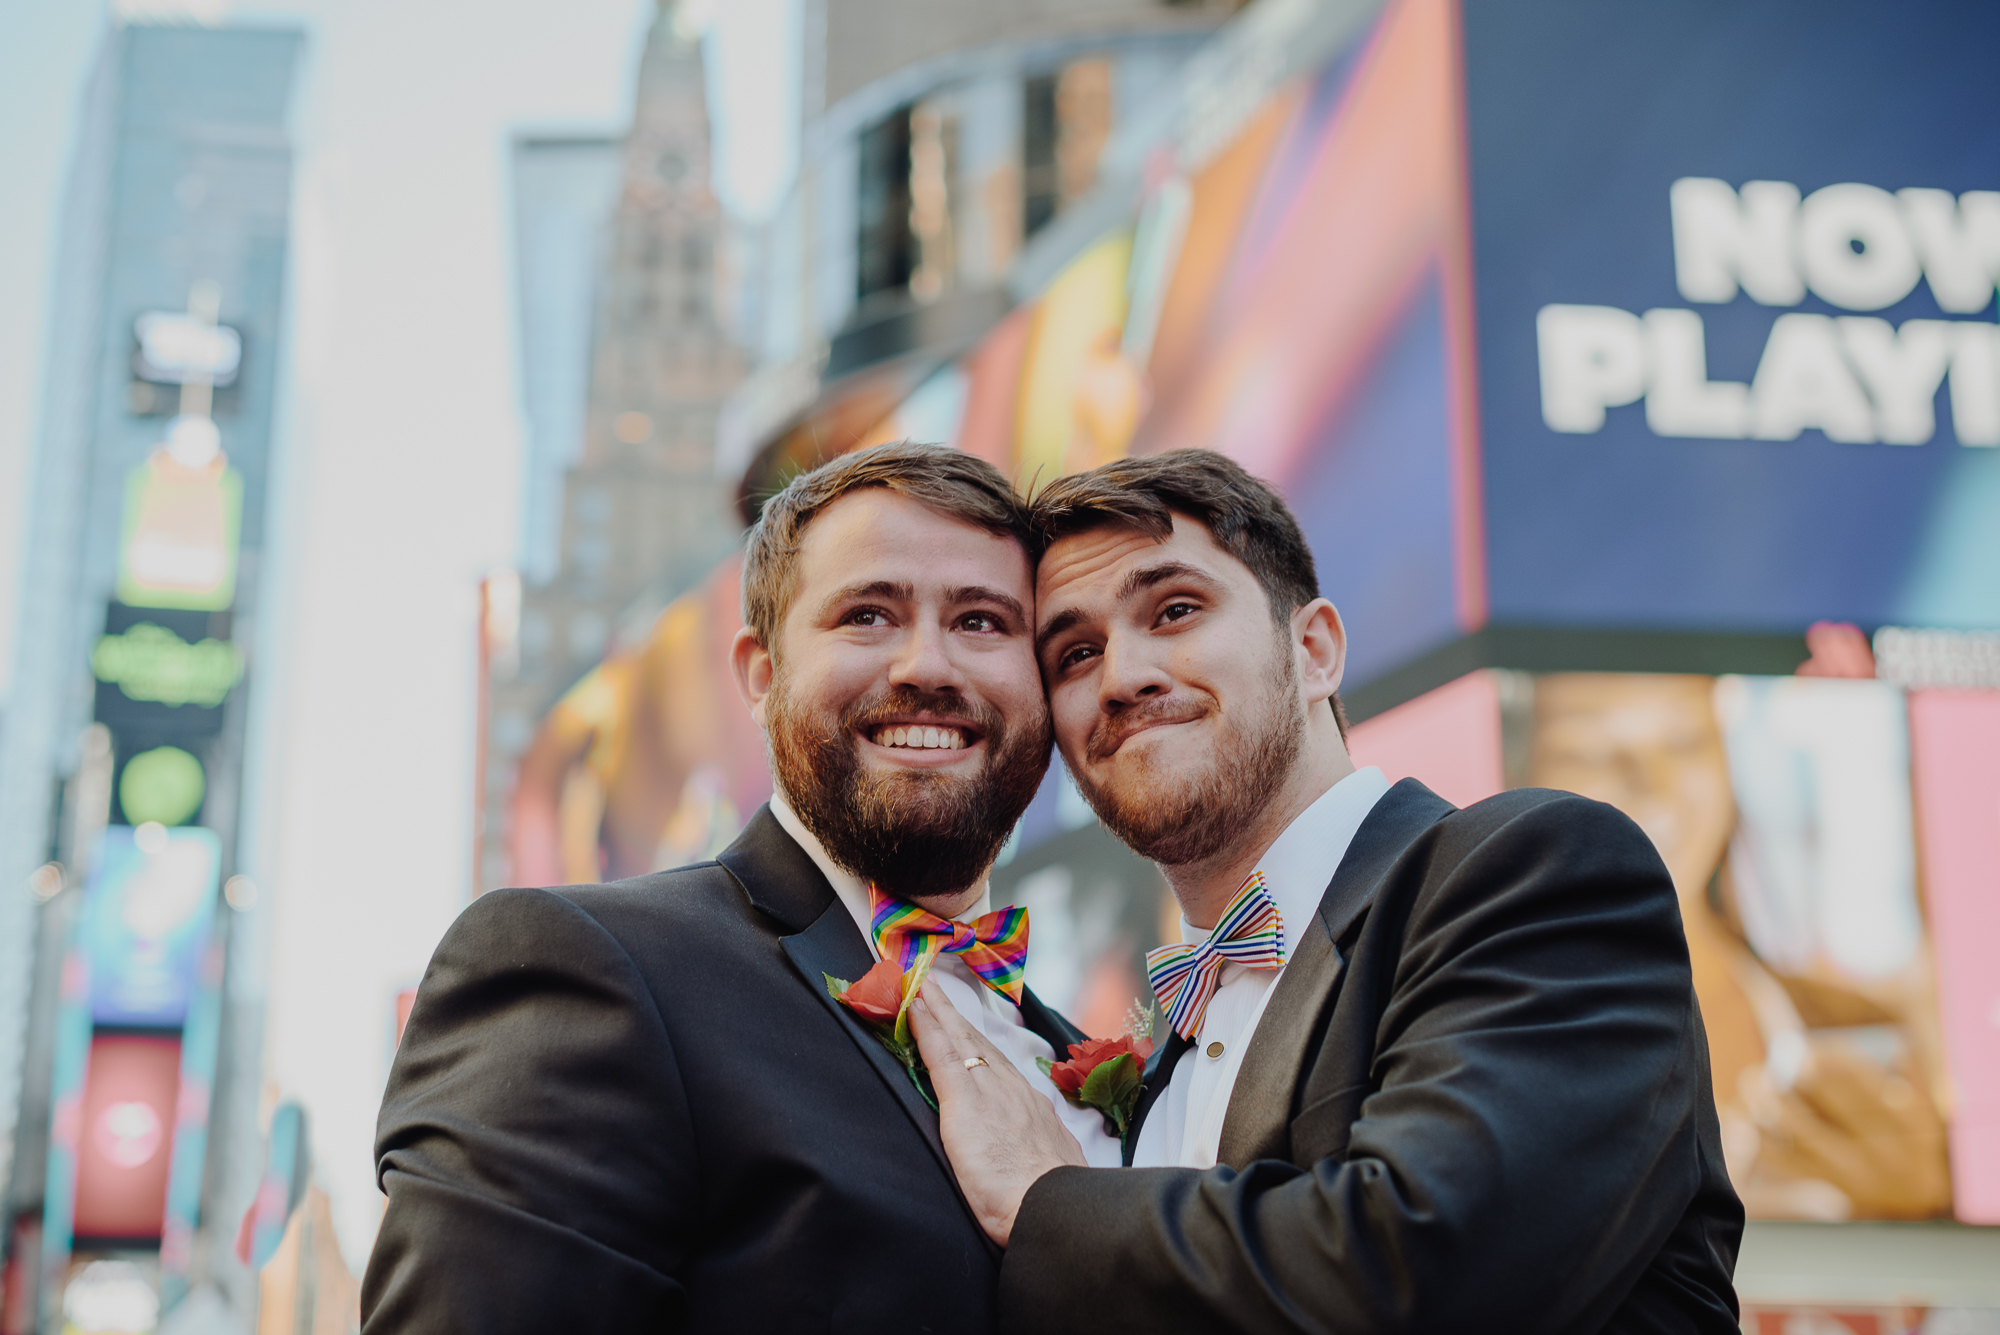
[0,0,798,1266]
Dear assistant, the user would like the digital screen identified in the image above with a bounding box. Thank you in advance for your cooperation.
[71,1035,182,1241]
[1463,0,2000,633]
[1357,666,1994,1224]
[81,826,222,1028]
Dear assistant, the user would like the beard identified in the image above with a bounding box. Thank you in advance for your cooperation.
[767,677,1051,904]
[1071,628,1304,868]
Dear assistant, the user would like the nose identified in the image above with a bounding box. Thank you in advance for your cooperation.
[1097,627,1173,714]
[887,617,967,695]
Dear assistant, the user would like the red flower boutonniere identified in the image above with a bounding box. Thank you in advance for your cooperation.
[1038,1001,1156,1141]
[826,942,942,1107]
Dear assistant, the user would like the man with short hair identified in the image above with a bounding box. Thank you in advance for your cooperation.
[362,442,1118,1334]
[912,449,1743,1333]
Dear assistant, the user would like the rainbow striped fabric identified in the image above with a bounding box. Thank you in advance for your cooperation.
[1144,870,1286,1039]
[870,885,1030,1005]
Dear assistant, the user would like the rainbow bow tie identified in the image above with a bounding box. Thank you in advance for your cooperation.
[870,885,1030,1004]
[1145,871,1286,1039]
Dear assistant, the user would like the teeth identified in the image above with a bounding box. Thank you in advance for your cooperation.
[874,725,967,750]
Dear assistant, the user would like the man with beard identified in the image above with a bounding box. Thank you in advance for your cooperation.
[362,443,1118,1335]
[909,450,1742,1333]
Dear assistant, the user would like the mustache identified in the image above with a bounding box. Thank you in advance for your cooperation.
[843,686,996,736]
[1085,693,1213,763]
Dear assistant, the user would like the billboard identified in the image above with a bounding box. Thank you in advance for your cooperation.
[1353,666,1998,1225]
[1463,0,2000,634]
[80,827,222,1029]
[92,603,241,739]
[70,1036,182,1241]
[132,311,242,387]
[509,557,771,886]
[117,449,243,613]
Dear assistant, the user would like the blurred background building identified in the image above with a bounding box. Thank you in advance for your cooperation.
[3,0,2000,1331]
[478,9,746,897]
[0,22,303,1331]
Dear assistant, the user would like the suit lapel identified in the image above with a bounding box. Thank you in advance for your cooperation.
[722,807,999,1258]
[778,904,965,1184]
[1017,989,1085,1057]
[1215,918,1343,1169]
[1122,1031,1192,1165]
[1214,779,1457,1170]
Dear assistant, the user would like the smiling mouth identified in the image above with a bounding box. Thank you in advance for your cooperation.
[867,723,975,751]
[1089,710,1207,762]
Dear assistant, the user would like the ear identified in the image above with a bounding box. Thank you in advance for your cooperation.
[1291,597,1347,706]
[729,625,775,729]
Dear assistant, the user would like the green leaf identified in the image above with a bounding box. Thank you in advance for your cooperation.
[1076,1052,1142,1118]
[1035,1056,1056,1080]
[828,969,936,1100]
[908,1064,938,1111]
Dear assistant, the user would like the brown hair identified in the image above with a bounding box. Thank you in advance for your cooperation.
[1030,449,1346,735]
[742,441,1034,651]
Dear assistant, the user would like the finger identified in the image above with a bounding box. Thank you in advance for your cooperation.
[910,989,967,1076]
[918,978,985,1046]
[911,984,994,1108]
[913,984,1028,1097]
[921,980,1024,1080]
[916,983,1010,1068]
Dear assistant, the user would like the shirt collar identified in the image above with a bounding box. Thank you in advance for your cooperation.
[767,790,993,956]
[1177,766,1392,960]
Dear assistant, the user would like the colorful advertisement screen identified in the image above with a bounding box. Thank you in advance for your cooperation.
[1463,0,2000,633]
[71,1035,181,1242]
[117,451,243,613]
[82,826,221,1028]
[1355,666,1999,1224]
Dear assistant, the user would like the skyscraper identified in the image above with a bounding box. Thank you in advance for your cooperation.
[479,3,747,893]
[0,22,302,1329]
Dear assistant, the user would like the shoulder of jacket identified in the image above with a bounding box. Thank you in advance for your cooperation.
[462,862,742,932]
[1443,786,1635,835]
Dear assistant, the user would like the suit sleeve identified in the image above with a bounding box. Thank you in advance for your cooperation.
[361,887,695,1333]
[1001,796,1717,1335]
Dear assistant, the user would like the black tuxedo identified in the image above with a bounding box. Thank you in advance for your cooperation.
[1002,780,1742,1334]
[362,806,1082,1334]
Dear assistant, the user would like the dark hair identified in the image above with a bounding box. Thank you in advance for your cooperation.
[742,441,1034,650]
[1030,449,1346,736]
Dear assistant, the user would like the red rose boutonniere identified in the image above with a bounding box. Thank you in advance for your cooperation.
[1038,1001,1156,1141]
[826,942,942,1107]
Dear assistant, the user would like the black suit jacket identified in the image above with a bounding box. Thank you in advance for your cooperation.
[1002,780,1743,1335]
[362,806,1083,1334]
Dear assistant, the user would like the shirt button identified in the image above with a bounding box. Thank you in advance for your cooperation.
[1205,1041,1225,1059]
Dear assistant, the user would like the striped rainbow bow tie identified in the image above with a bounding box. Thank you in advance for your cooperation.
[1144,870,1286,1039]
[870,885,1030,1005]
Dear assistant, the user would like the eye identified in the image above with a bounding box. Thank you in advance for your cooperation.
[959,611,1002,634]
[1056,643,1100,671]
[1157,601,1199,625]
[845,607,889,627]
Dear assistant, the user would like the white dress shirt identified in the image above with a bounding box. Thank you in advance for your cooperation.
[1132,766,1391,1170]
[769,794,1125,1168]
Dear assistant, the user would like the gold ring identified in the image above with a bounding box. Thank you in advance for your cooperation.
[963,1056,990,1070]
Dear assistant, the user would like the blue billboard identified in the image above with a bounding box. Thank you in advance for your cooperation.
[1464,0,2000,633]
[81,826,222,1028]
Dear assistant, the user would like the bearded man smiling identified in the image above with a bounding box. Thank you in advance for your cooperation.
[362,443,1117,1335]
